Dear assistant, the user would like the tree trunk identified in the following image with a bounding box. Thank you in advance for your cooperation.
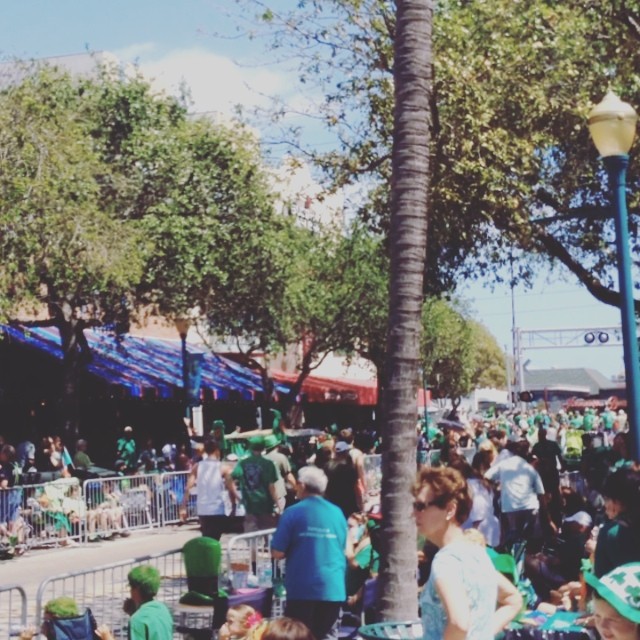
[57,302,87,438]
[379,0,432,622]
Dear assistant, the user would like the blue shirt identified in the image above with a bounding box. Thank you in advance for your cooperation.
[271,495,347,602]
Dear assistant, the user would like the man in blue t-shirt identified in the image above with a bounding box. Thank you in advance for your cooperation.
[271,465,347,640]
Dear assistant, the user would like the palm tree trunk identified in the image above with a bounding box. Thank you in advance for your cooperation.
[379,0,433,622]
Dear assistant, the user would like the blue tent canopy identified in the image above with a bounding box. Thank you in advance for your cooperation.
[1,324,291,402]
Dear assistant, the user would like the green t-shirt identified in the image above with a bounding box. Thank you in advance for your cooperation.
[601,410,615,431]
[73,451,92,470]
[130,600,173,640]
[232,454,277,515]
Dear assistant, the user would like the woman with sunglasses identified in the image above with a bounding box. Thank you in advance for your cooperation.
[413,467,522,640]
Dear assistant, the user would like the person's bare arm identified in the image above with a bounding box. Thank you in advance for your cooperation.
[268,482,279,512]
[95,625,115,640]
[180,464,197,522]
[222,465,238,513]
[285,471,297,490]
[492,571,523,635]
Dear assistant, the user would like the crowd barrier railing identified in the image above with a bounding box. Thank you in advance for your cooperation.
[0,470,211,551]
[6,477,86,551]
[224,529,286,615]
[154,471,197,527]
[35,548,184,635]
[0,584,27,638]
[82,474,159,541]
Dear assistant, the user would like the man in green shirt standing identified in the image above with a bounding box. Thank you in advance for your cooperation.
[116,426,137,472]
[231,437,279,532]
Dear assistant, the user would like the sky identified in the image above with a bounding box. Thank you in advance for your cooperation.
[0,0,629,379]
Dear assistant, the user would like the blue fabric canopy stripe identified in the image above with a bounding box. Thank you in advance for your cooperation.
[1,325,290,401]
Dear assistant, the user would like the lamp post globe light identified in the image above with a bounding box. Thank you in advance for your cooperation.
[588,91,640,462]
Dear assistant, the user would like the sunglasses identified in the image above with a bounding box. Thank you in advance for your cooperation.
[412,499,442,512]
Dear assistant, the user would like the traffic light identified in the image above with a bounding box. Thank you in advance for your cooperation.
[518,391,534,402]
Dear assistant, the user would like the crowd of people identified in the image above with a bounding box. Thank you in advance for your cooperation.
[3,402,640,640]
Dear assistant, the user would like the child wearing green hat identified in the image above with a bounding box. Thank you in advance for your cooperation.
[586,562,640,640]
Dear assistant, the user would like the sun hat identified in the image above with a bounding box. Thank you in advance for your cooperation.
[564,511,592,528]
[585,562,640,623]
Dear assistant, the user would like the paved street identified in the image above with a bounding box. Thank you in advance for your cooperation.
[0,524,202,628]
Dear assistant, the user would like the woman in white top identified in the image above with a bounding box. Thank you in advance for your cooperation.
[413,467,521,640]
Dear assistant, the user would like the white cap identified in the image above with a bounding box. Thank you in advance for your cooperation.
[335,441,351,453]
[564,511,592,528]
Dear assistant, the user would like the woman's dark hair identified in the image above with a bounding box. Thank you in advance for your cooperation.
[413,466,472,524]
[261,617,316,640]
[601,467,640,522]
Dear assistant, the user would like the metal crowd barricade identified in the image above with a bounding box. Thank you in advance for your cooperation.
[17,477,86,549]
[35,548,185,636]
[82,473,158,540]
[0,584,27,638]
[224,529,286,615]
[155,471,196,526]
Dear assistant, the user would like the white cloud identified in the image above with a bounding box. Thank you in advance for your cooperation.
[129,47,290,117]
[113,42,157,62]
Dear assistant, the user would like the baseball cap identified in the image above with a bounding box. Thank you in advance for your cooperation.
[585,562,640,623]
[564,511,592,528]
[335,441,351,453]
[124,426,133,433]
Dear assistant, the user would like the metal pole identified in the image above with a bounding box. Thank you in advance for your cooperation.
[180,332,190,421]
[604,154,640,462]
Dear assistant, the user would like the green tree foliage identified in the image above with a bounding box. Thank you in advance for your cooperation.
[421,299,507,399]
[236,0,640,306]
[470,320,508,390]
[0,63,286,433]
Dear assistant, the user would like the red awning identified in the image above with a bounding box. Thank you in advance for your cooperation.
[271,371,378,406]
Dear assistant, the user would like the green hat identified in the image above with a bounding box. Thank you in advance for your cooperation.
[249,436,265,451]
[263,434,279,450]
[585,563,640,623]
[44,597,79,619]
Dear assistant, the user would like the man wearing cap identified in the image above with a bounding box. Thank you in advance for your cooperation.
[264,434,296,513]
[231,437,279,532]
[116,427,137,472]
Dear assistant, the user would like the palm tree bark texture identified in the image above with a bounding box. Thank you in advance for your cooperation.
[379,0,433,622]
